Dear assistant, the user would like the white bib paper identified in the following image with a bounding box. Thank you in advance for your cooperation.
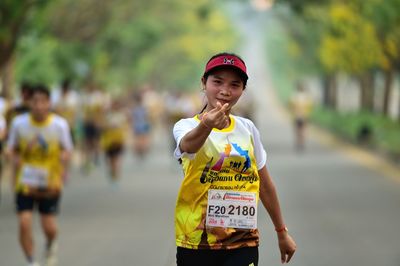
[206,189,257,229]
[21,165,49,188]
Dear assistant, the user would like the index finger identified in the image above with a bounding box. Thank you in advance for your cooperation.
[286,250,295,263]
[220,103,229,112]
[215,101,223,110]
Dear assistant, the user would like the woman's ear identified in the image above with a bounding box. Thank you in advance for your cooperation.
[201,77,206,89]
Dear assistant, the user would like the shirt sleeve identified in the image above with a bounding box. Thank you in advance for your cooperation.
[249,121,267,170]
[58,118,74,151]
[172,118,196,159]
[6,117,19,149]
[0,115,6,132]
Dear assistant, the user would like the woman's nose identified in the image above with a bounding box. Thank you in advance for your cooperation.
[220,86,231,96]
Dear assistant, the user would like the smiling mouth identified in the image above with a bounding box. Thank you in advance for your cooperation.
[217,99,230,105]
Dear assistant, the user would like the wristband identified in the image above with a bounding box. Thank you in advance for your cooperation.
[275,226,288,233]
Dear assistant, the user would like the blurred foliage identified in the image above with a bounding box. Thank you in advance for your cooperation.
[274,0,400,117]
[275,0,400,77]
[270,0,400,159]
[0,0,50,72]
[311,107,400,157]
[11,0,237,91]
[318,3,383,74]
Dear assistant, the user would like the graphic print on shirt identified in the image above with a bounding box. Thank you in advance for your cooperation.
[199,139,255,189]
[9,114,73,194]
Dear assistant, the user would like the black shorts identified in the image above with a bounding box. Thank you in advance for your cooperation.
[176,246,258,266]
[295,118,305,129]
[83,122,101,140]
[16,193,61,215]
[105,144,124,158]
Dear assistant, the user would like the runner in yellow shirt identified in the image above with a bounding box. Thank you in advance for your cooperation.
[6,85,73,266]
[100,99,127,186]
[173,53,296,265]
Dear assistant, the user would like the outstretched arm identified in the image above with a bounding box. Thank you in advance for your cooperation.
[258,165,297,263]
[179,102,229,154]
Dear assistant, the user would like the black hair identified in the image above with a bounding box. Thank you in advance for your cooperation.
[61,79,71,92]
[20,82,33,94]
[200,52,248,113]
[32,84,50,99]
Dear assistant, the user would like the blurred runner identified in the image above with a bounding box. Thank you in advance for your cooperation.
[5,82,32,127]
[165,91,196,152]
[81,84,109,173]
[131,92,151,159]
[51,79,79,144]
[0,110,6,204]
[173,52,296,266]
[6,85,73,266]
[141,84,163,129]
[101,99,128,186]
[289,82,313,151]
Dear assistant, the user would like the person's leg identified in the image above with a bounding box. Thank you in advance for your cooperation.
[176,247,222,266]
[223,247,259,266]
[39,196,60,265]
[110,155,120,181]
[295,119,305,151]
[18,211,35,263]
[40,214,58,248]
[16,193,36,263]
[39,195,60,245]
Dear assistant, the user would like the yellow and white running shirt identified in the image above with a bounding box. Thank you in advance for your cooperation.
[7,113,73,194]
[173,114,267,250]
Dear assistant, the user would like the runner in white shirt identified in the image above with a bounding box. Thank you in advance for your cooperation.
[6,85,73,266]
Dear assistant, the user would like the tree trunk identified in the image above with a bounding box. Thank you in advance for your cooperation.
[322,73,337,109]
[0,58,15,99]
[0,1,34,75]
[358,72,374,112]
[382,69,394,116]
[398,89,400,123]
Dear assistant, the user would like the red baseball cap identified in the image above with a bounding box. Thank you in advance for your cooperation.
[203,54,248,80]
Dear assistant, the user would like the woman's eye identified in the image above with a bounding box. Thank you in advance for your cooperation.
[231,84,241,89]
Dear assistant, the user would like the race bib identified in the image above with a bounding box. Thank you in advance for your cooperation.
[206,189,257,229]
[21,165,49,188]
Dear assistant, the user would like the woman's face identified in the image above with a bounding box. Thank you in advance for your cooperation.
[202,68,245,113]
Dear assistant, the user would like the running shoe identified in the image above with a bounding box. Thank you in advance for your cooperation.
[44,242,58,266]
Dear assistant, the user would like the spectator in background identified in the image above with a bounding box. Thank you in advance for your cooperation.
[131,92,151,159]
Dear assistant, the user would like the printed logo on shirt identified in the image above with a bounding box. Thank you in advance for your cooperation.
[211,143,250,172]
[199,143,257,186]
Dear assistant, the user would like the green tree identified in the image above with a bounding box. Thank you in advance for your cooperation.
[14,0,237,92]
[0,0,49,97]
[361,0,400,116]
[318,3,383,111]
